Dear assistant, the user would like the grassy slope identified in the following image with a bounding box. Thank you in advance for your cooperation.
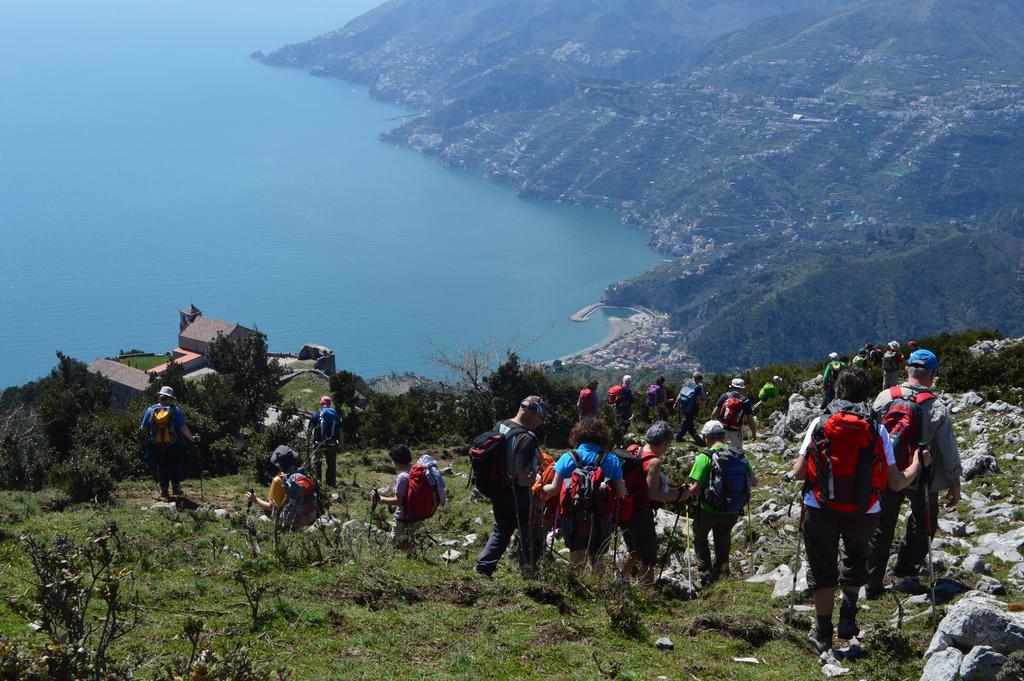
[0,436,953,681]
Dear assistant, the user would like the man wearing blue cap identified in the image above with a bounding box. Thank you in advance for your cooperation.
[865,348,962,599]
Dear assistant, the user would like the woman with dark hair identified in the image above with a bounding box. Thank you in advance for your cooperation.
[542,417,627,571]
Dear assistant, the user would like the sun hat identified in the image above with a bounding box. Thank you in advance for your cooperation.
[730,378,746,390]
[702,420,726,436]
[158,386,176,399]
[270,445,298,468]
[829,352,839,360]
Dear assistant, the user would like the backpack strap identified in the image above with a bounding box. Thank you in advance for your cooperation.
[889,385,903,400]
[859,424,882,513]
[568,448,584,471]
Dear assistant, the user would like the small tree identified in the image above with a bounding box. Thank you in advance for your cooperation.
[205,331,283,429]
[37,352,111,457]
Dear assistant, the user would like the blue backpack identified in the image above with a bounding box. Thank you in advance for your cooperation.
[702,448,751,514]
[676,385,698,413]
[315,407,342,444]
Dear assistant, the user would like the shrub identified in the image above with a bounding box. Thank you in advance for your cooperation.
[54,444,116,503]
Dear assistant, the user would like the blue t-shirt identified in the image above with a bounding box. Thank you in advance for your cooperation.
[140,403,185,430]
[309,407,342,442]
[554,443,623,481]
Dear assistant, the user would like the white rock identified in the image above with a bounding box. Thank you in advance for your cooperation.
[655,637,674,650]
[746,564,792,585]
[925,595,1024,658]
[939,519,968,538]
[341,519,364,533]
[441,549,462,563]
[213,508,230,520]
[962,454,999,481]
[440,539,460,548]
[150,501,177,512]
[772,563,808,599]
[959,645,1007,681]
[922,648,964,681]
[962,554,991,575]
[821,664,851,678]
[463,533,478,546]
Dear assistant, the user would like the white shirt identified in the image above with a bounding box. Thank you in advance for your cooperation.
[797,416,895,514]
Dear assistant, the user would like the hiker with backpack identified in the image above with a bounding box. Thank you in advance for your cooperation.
[577,379,600,420]
[245,445,318,530]
[711,378,756,452]
[472,396,547,577]
[673,371,706,446]
[140,386,200,499]
[644,376,668,416]
[607,375,635,425]
[881,341,904,389]
[821,352,846,409]
[621,421,687,583]
[683,420,757,584]
[372,445,445,554]
[542,417,627,572]
[758,376,782,403]
[789,366,930,652]
[865,349,962,600]
[307,395,343,487]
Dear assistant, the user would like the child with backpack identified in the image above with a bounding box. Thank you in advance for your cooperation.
[373,445,445,554]
[790,366,929,653]
[542,417,627,572]
[245,445,319,530]
[684,420,758,584]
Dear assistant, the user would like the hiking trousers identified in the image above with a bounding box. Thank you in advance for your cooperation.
[802,506,879,590]
[866,488,939,594]
[313,442,338,487]
[152,443,182,493]
[476,485,541,576]
[821,386,836,410]
[676,411,705,447]
[882,372,901,389]
[692,509,738,576]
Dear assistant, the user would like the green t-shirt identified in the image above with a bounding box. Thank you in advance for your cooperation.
[758,382,779,402]
[822,360,846,386]
[688,444,754,515]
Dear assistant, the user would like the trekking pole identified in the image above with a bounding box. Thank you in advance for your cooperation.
[367,491,379,541]
[685,505,692,590]
[657,503,683,582]
[787,500,805,625]
[920,444,937,627]
[746,502,754,576]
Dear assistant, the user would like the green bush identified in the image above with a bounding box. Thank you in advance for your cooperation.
[54,444,116,503]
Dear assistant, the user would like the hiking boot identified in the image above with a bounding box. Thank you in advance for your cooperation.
[172,487,184,497]
[159,489,170,500]
[864,585,886,601]
[837,605,860,639]
[807,622,833,654]
[892,576,925,595]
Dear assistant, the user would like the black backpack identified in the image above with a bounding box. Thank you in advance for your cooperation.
[702,448,751,514]
[468,423,529,499]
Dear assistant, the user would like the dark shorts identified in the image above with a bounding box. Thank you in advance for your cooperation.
[803,505,880,590]
[623,505,659,566]
[560,509,613,554]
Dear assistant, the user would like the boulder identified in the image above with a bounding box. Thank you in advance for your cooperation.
[959,645,1007,681]
[213,508,230,520]
[441,549,462,563]
[962,454,999,481]
[774,393,819,439]
[974,577,1006,596]
[655,637,674,650]
[772,563,808,599]
[921,648,964,681]
[939,519,968,538]
[925,595,1024,658]
[962,555,991,575]
[150,501,177,512]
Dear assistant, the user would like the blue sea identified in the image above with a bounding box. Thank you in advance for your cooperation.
[0,0,659,389]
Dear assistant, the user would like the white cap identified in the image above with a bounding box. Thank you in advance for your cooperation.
[889,341,900,350]
[772,375,782,382]
[829,352,839,359]
[622,375,632,385]
[158,386,176,399]
[702,420,726,436]
[730,378,746,390]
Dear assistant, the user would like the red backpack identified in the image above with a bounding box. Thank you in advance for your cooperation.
[578,388,597,414]
[806,402,887,513]
[404,464,440,521]
[615,445,658,523]
[607,384,625,405]
[879,386,935,471]
[720,393,745,429]
[559,450,616,520]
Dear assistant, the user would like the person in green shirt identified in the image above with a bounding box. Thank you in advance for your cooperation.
[821,352,846,409]
[684,420,758,583]
[758,376,782,402]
